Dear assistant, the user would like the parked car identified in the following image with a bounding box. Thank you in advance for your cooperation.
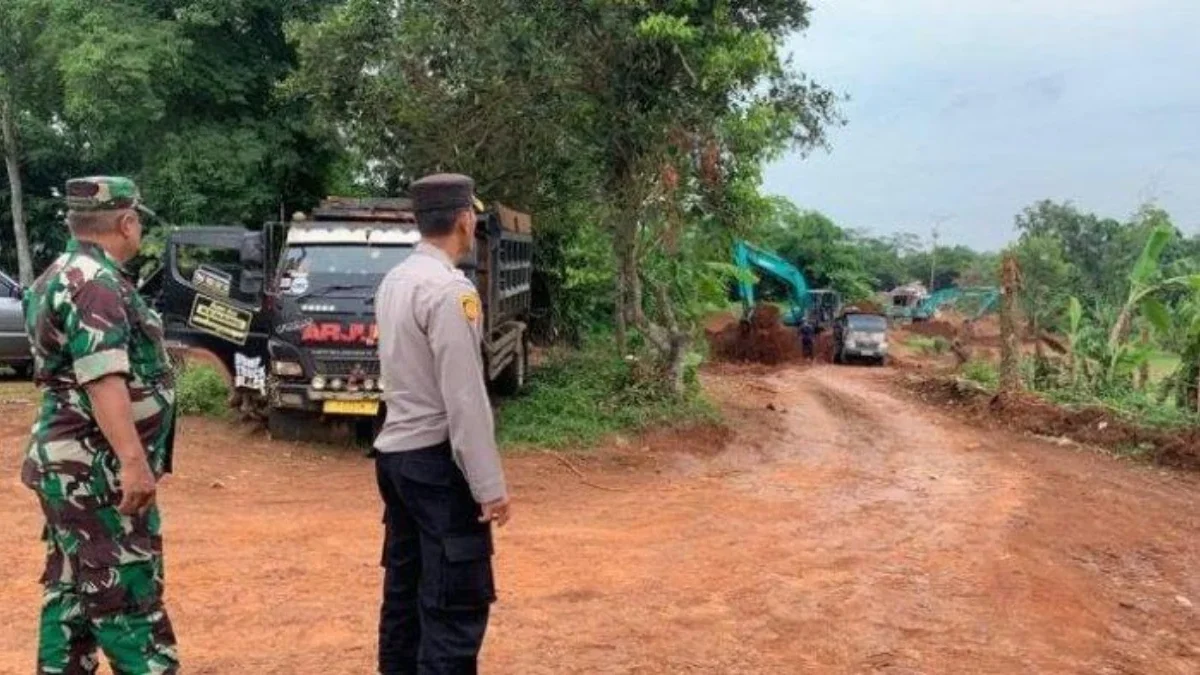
[0,269,32,378]
[833,310,889,366]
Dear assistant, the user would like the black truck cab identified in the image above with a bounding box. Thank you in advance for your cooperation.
[143,197,533,440]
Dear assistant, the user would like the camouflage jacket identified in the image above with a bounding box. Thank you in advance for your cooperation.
[21,239,176,498]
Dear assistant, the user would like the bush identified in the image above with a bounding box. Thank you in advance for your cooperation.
[961,359,999,389]
[905,335,950,355]
[176,363,230,417]
[496,340,717,449]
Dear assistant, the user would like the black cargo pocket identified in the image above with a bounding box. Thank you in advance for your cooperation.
[439,534,496,610]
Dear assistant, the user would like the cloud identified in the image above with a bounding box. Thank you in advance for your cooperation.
[764,0,1200,249]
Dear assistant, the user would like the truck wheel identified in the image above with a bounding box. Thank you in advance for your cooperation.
[13,362,33,379]
[267,409,311,442]
[491,335,527,396]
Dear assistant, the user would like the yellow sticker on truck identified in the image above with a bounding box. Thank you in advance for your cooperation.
[188,295,253,345]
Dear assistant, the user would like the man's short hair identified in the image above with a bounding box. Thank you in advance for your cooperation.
[416,207,469,238]
[67,209,126,235]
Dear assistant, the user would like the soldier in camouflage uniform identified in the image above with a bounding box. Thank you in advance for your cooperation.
[21,176,180,674]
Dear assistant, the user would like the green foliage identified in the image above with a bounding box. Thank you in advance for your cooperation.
[751,199,874,301]
[961,359,999,389]
[1013,233,1073,332]
[905,335,949,355]
[1040,383,1200,430]
[1,0,338,277]
[496,342,717,449]
[291,0,842,392]
[176,363,230,417]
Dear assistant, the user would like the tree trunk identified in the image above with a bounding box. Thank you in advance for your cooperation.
[1136,327,1150,391]
[1067,329,1078,387]
[1028,313,1045,386]
[613,257,629,354]
[1,95,34,285]
[999,254,1022,393]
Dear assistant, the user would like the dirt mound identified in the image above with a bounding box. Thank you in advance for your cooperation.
[908,320,958,341]
[710,305,802,365]
[703,311,738,335]
[904,376,1200,471]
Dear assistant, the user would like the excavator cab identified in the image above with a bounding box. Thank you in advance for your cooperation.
[806,289,843,330]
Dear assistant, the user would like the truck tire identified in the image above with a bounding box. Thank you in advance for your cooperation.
[491,335,527,396]
[12,361,33,379]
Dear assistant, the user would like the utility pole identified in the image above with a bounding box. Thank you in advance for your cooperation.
[927,214,951,291]
[928,224,939,291]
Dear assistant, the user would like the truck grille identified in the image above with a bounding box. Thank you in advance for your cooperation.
[315,359,381,378]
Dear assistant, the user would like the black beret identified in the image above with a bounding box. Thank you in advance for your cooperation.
[410,173,475,213]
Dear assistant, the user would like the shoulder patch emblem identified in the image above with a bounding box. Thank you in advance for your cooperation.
[460,293,481,323]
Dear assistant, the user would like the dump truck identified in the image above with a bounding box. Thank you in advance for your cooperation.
[140,197,533,441]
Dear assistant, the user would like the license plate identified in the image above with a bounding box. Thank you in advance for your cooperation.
[322,400,380,417]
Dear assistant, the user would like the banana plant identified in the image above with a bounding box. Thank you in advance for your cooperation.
[1165,295,1200,411]
[1065,296,1084,386]
[1105,224,1200,383]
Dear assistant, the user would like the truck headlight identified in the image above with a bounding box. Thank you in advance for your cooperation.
[273,360,303,377]
[311,375,327,391]
[330,378,345,390]
[363,378,376,391]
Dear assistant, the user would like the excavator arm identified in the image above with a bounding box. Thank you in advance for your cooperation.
[733,240,811,325]
[915,286,1000,321]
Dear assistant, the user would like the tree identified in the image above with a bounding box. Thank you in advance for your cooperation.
[564,1,841,390]
[0,0,54,284]
[754,199,874,301]
[850,232,922,292]
[999,254,1022,393]
[292,0,842,393]
[1,0,338,279]
[1013,234,1074,335]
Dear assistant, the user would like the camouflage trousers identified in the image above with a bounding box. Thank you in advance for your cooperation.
[34,493,179,675]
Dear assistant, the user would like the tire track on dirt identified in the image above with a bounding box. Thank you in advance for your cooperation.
[739,366,1047,673]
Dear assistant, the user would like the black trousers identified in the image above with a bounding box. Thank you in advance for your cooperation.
[375,443,495,675]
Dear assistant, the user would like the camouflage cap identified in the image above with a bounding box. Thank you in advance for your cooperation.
[65,176,154,215]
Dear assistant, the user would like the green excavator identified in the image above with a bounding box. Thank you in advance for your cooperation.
[913,286,1000,322]
[733,240,842,329]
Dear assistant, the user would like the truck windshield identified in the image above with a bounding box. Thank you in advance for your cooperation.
[280,244,414,278]
[847,314,888,331]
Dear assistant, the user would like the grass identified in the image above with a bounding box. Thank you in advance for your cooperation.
[496,343,718,450]
[176,363,231,417]
[1041,384,1200,430]
[905,335,950,355]
[961,359,1000,389]
[1147,351,1181,384]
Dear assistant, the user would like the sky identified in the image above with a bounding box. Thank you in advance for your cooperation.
[762,0,1200,251]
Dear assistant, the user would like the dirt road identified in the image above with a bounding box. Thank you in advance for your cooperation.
[1,367,1197,674]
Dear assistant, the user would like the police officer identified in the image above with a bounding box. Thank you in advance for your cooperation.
[21,176,179,673]
[373,173,510,674]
